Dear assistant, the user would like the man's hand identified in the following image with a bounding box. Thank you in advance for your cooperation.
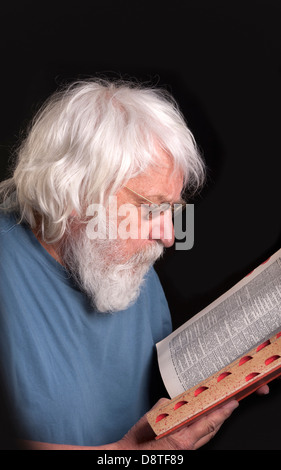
[118,398,239,450]
[21,399,238,451]
[24,388,273,450]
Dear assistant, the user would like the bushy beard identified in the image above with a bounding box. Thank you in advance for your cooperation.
[60,221,164,313]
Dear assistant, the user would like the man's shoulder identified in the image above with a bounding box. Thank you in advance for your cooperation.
[0,211,30,259]
[0,210,18,236]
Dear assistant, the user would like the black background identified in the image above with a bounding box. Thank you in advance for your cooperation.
[1,0,281,450]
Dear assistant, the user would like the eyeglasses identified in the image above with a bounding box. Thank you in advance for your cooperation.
[124,186,185,220]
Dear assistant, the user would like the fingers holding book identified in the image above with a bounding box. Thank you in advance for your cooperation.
[163,400,239,450]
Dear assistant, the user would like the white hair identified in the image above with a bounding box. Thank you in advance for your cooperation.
[0,78,205,242]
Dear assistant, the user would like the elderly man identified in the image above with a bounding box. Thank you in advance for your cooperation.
[0,79,240,450]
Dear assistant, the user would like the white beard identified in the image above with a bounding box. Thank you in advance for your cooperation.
[61,223,164,313]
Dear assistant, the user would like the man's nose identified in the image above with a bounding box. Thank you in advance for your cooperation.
[149,211,175,248]
[161,231,175,248]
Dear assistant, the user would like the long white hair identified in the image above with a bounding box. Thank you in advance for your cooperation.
[0,78,205,242]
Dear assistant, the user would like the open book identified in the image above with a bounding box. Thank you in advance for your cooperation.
[147,248,281,438]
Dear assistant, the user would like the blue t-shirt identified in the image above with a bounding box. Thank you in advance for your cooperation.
[0,211,172,446]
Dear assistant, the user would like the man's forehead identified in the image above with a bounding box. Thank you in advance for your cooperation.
[125,146,184,197]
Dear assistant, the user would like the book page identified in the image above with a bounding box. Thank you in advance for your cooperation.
[157,249,281,398]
